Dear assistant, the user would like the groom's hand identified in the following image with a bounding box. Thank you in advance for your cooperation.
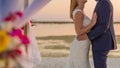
[91,12,97,26]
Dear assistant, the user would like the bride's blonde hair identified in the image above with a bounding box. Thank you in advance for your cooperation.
[70,0,78,19]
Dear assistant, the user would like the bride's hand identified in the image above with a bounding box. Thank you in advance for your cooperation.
[77,34,88,41]
[77,35,83,41]
[91,12,97,26]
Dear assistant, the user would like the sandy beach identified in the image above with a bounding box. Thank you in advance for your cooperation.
[37,58,120,68]
[1,23,120,68]
[32,23,120,68]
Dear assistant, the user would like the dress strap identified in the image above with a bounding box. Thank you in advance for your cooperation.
[72,9,83,19]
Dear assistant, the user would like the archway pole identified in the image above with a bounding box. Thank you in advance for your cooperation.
[24,0,29,55]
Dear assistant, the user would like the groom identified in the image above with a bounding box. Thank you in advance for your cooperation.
[87,0,117,68]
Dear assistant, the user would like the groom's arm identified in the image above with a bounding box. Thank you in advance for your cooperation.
[87,1,111,40]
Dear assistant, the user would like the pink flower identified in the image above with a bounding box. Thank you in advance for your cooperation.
[16,11,23,18]
[8,48,22,58]
[4,11,23,22]
[10,29,22,36]
[4,13,16,22]
[4,17,12,22]
[14,48,22,55]
[30,20,32,24]
[10,29,30,45]
[19,35,30,45]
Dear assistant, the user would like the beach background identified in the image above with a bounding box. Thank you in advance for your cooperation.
[31,0,120,67]
[32,23,120,58]
[30,0,120,58]
[1,0,120,68]
[32,23,120,68]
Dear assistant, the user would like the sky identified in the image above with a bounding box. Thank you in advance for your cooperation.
[31,0,120,22]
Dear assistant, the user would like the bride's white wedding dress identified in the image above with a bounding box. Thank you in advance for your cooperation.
[64,9,91,68]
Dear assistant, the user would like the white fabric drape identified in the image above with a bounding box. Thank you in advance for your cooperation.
[15,0,51,28]
[16,23,41,68]
[0,0,21,21]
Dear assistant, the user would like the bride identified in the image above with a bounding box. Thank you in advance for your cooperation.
[65,0,97,68]
[0,0,51,68]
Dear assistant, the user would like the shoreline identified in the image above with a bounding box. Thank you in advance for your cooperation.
[32,23,120,37]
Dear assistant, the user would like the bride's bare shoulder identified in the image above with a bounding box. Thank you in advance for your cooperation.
[72,9,83,19]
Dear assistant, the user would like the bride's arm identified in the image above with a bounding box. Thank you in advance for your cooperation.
[82,12,97,34]
[14,0,51,28]
[76,12,97,35]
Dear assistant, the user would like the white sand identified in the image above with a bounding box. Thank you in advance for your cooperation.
[37,58,120,68]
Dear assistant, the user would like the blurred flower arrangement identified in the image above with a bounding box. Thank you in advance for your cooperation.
[0,11,30,60]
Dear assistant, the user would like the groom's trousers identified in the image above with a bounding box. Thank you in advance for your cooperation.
[92,50,110,68]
